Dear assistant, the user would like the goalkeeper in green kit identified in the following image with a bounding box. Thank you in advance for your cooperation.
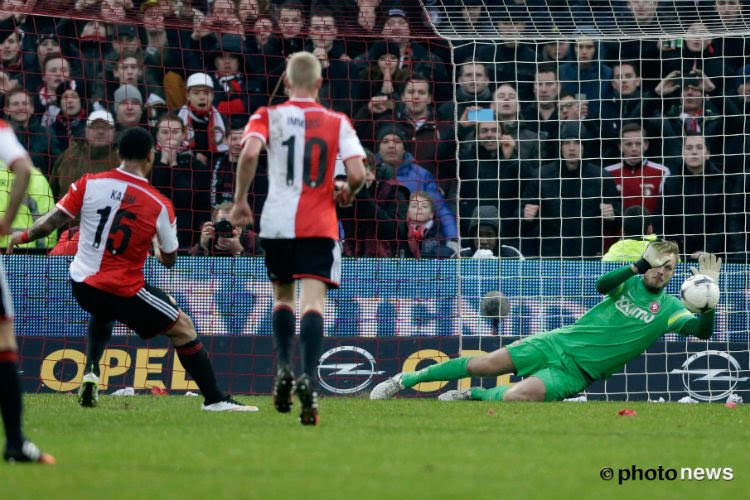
[370,240,721,402]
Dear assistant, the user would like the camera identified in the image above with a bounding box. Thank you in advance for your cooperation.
[213,219,234,238]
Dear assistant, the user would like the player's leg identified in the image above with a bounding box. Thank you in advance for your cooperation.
[117,284,256,412]
[0,319,54,464]
[469,377,546,402]
[78,316,114,408]
[261,238,298,413]
[165,312,256,411]
[371,348,517,400]
[271,281,296,413]
[84,316,113,377]
[296,278,327,425]
[291,238,340,426]
[469,358,588,403]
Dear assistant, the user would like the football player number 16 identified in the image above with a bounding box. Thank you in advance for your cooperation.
[93,206,136,255]
[281,135,329,188]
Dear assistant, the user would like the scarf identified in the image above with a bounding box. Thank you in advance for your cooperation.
[1,56,22,72]
[56,108,86,134]
[216,73,246,115]
[456,85,491,104]
[680,110,704,133]
[407,220,434,259]
[177,104,227,153]
[217,73,243,94]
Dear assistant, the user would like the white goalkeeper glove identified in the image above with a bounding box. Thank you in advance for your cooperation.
[690,252,722,283]
[634,240,672,274]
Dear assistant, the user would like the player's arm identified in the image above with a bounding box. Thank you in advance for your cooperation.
[676,309,715,340]
[334,156,366,207]
[153,205,179,268]
[6,207,72,253]
[230,135,263,227]
[335,116,367,206]
[0,156,32,234]
[596,265,636,295]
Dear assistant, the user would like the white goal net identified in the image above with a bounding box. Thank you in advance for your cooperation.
[432,0,750,401]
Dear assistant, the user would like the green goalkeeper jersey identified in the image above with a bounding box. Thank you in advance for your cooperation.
[548,267,706,380]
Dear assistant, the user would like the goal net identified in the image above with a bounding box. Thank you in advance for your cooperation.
[435,0,750,401]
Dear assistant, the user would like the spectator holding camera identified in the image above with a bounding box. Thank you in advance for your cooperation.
[438,59,492,142]
[192,201,260,256]
[659,22,726,95]
[655,69,743,167]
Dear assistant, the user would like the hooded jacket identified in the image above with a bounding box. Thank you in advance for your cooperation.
[377,152,458,240]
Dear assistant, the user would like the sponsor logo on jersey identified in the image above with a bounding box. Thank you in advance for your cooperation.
[670,350,749,401]
[649,301,660,313]
[317,346,384,395]
[615,295,656,323]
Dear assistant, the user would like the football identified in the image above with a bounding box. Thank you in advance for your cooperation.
[680,274,720,313]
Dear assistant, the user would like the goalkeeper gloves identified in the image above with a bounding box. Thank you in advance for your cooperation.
[690,252,722,283]
[634,240,673,274]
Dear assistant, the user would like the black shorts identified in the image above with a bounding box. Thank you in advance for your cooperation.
[261,238,342,288]
[0,259,12,320]
[71,280,180,339]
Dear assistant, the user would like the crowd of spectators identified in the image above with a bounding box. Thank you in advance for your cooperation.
[0,0,747,261]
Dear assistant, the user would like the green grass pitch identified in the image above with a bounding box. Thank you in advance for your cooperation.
[3,394,749,499]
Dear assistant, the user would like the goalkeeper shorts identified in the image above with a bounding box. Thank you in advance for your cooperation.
[506,332,591,401]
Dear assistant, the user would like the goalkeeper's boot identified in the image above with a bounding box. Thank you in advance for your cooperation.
[438,388,473,402]
[369,373,405,400]
[202,395,259,412]
[78,372,100,408]
[3,441,55,464]
[273,365,295,413]
[295,374,318,426]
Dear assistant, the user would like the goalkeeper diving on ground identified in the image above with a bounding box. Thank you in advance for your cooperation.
[370,240,721,402]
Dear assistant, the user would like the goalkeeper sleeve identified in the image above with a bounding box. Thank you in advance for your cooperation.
[596,265,636,295]
[678,309,716,340]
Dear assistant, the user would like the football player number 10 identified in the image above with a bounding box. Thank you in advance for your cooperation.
[281,135,329,188]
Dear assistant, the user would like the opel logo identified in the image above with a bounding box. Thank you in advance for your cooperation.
[670,350,749,402]
[317,346,384,395]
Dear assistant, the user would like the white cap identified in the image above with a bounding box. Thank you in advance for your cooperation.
[87,110,115,127]
[186,72,214,89]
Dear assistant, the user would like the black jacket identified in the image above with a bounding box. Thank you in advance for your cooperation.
[522,159,621,258]
[458,144,536,249]
[660,160,728,257]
